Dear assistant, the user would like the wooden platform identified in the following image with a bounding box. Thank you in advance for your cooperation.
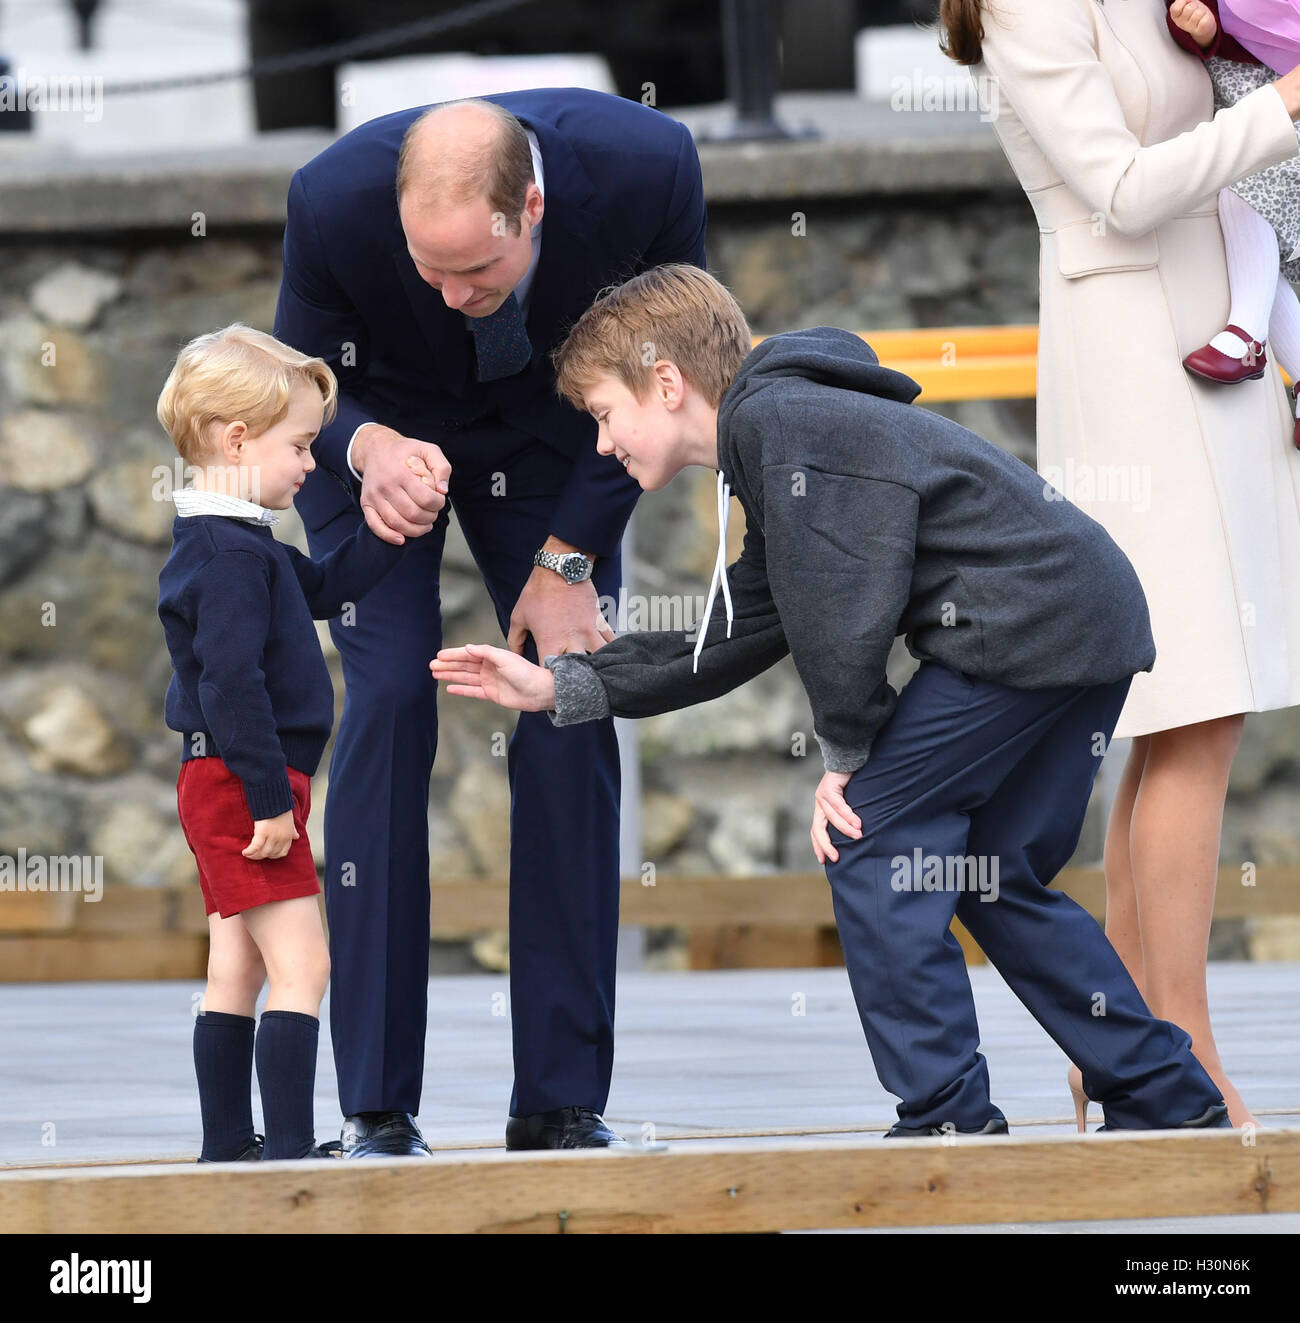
[2,963,1298,1231]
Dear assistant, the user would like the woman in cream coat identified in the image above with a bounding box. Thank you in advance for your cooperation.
[940,0,1300,1128]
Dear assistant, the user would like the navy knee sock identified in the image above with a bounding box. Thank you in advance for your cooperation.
[193,1010,256,1161]
[255,1009,320,1160]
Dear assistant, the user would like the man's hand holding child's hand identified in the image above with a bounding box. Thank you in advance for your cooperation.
[353,422,450,546]
[244,809,298,860]
[1169,0,1217,48]
[811,770,862,866]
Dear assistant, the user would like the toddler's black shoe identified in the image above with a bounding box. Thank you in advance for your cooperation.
[196,1133,264,1162]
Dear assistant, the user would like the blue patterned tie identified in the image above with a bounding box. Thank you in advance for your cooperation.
[467,292,533,382]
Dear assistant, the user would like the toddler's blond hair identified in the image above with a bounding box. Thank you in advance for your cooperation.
[157,324,338,465]
[553,264,752,412]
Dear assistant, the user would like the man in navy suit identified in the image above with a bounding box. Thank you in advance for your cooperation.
[273,88,706,1155]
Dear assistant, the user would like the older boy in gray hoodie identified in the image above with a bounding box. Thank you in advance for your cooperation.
[431,264,1230,1136]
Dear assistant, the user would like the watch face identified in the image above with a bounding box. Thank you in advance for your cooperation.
[560,553,590,582]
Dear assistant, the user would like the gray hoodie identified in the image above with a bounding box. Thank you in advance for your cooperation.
[545,327,1156,772]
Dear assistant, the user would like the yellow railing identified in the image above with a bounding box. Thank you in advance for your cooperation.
[755,325,1039,402]
[753,326,1294,402]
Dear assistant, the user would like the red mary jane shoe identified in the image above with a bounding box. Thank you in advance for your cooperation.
[1184,324,1268,383]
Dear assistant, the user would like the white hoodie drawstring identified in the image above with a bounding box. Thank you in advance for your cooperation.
[692,469,734,673]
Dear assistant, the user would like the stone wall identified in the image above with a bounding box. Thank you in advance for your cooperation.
[2,132,1297,968]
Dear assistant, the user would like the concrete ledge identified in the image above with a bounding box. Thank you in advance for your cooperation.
[0,96,1019,236]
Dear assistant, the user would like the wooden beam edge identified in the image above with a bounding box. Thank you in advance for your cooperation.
[2,1128,1295,1234]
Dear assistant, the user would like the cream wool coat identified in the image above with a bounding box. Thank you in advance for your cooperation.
[973,0,1300,738]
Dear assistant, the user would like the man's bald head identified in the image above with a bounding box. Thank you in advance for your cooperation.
[396,99,534,237]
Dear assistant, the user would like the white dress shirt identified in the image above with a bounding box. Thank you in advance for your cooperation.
[345,126,545,482]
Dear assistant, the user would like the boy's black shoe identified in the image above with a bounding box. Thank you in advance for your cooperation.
[340,1111,432,1158]
[883,1117,1009,1139]
[506,1107,628,1149]
[196,1133,264,1162]
[1096,1101,1232,1132]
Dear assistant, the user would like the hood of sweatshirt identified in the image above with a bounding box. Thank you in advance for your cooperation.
[691,328,923,674]
[717,327,923,471]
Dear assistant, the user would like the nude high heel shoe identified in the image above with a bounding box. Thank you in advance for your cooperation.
[1067,1063,1090,1133]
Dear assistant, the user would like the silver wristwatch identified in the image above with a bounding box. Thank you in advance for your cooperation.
[534,548,594,584]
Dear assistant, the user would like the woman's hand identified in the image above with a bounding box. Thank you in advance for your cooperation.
[810,770,861,866]
[1169,0,1217,49]
[430,644,557,712]
[1275,62,1300,120]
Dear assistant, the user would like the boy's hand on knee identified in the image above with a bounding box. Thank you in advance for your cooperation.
[243,809,298,860]
[811,770,860,866]
[1169,0,1217,48]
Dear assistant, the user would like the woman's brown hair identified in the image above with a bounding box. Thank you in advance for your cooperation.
[938,0,991,66]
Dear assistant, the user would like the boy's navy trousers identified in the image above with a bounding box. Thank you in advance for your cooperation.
[302,436,622,1120]
[825,659,1225,1133]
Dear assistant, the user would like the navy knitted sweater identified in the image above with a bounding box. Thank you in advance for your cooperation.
[157,514,409,820]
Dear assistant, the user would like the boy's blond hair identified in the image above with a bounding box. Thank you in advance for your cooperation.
[553,264,752,412]
[156,324,338,465]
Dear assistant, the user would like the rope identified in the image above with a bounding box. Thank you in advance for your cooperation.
[90,0,537,97]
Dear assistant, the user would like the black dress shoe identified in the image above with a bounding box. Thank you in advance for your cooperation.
[505,1106,628,1150]
[883,1116,1009,1139]
[197,1133,264,1162]
[1097,1100,1232,1133]
[340,1111,433,1158]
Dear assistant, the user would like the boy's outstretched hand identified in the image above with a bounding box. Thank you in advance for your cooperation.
[431,644,557,712]
[811,770,862,866]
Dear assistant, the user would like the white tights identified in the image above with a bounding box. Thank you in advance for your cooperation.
[1211,187,1300,414]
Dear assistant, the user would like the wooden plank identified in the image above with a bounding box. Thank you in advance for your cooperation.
[74,889,170,936]
[687,924,843,970]
[0,935,207,981]
[0,1129,1294,1234]
[0,891,77,934]
[1054,866,1300,921]
[426,868,1300,935]
[2,864,1295,983]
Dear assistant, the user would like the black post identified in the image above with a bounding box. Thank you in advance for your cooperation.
[0,57,33,133]
[71,0,100,52]
[706,0,812,142]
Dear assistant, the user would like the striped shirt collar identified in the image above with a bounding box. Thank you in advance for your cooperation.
[171,487,280,525]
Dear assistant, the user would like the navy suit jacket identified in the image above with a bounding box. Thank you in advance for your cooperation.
[273,87,707,558]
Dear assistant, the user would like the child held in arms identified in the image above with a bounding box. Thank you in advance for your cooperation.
[431,264,1233,1137]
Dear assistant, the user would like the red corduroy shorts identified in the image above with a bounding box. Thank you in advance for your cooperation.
[176,757,321,919]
